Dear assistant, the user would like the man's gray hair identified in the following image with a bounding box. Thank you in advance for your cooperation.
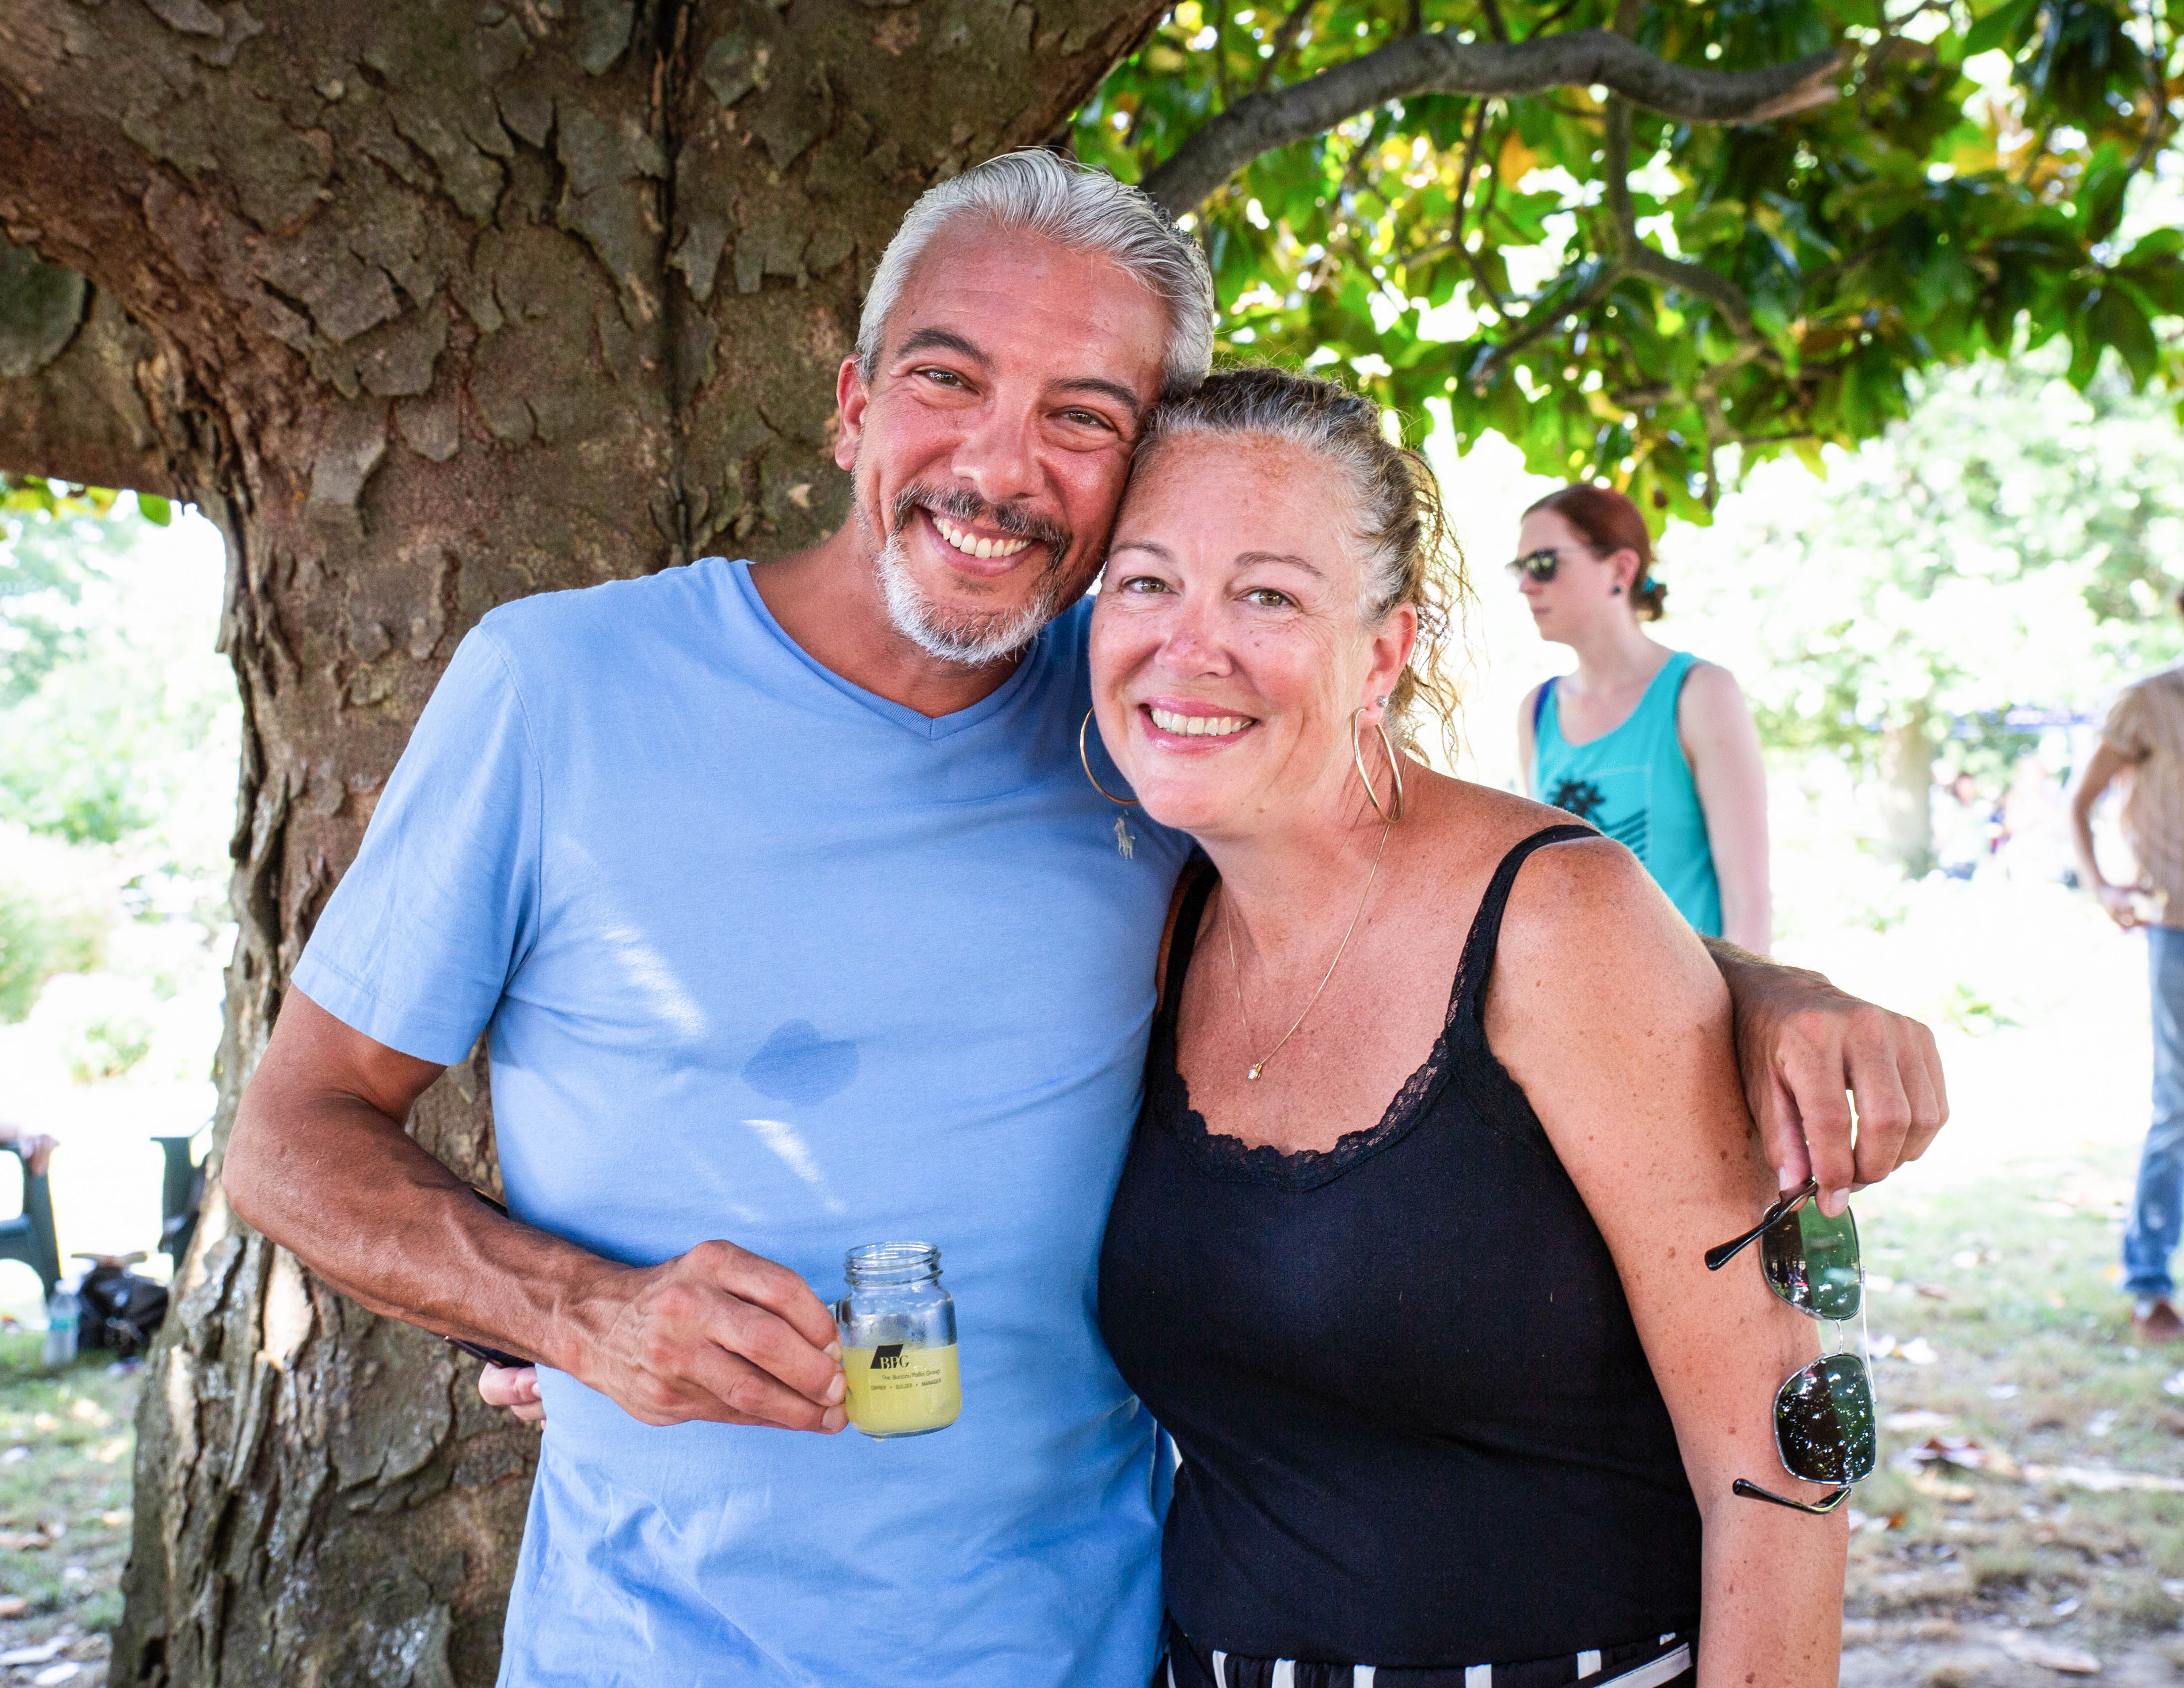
[856,151,1215,400]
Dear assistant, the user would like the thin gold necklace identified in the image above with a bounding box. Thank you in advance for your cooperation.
[1223,815,1393,1081]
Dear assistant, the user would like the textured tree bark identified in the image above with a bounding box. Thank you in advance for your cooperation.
[0,3,1155,1681]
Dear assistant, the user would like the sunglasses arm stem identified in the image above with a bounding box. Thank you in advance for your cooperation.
[1732,1478,1853,1516]
[1704,1178,1819,1272]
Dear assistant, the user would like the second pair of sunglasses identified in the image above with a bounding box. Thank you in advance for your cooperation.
[1506,546,1573,583]
[1706,1178,1877,1515]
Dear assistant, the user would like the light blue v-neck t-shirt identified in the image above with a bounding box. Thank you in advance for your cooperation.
[291,557,1193,1688]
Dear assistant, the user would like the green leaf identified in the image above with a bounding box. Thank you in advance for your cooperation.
[136,494,173,527]
[1963,0,2038,57]
[2088,286,2160,387]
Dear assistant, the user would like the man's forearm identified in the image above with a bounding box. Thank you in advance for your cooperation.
[1703,933,1811,987]
[1698,933,1947,1197]
[2067,799,2108,892]
[226,1087,627,1375]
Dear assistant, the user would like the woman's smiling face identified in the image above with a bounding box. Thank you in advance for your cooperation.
[1089,432,1413,839]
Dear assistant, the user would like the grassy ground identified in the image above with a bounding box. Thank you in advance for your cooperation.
[0,1338,136,1686]
[1840,1152,2184,1684]
[5,1171,2180,1686]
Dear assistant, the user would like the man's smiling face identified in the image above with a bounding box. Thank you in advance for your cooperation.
[832,221,1171,666]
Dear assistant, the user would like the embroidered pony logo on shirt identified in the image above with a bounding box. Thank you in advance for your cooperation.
[1115,815,1136,859]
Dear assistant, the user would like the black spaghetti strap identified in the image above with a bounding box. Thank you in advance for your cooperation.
[1160,856,1218,1029]
[1454,824,1598,1028]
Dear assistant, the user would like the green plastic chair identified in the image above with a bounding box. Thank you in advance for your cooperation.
[155,1135,204,1267]
[0,1143,61,1302]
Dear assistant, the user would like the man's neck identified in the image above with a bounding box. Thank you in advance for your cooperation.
[748,530,1028,719]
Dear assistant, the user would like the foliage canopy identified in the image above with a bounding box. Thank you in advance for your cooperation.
[1076,0,2182,522]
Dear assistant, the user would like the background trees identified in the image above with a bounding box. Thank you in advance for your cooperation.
[0,0,2176,1682]
[1089,0,2181,518]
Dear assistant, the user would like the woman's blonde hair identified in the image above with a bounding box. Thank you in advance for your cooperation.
[1134,366,1468,761]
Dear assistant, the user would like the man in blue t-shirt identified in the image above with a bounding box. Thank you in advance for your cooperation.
[225,153,1948,1687]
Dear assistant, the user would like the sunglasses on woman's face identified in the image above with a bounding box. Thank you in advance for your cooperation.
[1705,1178,1876,1515]
[1506,547,1570,583]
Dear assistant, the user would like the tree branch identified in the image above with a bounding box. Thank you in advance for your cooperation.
[1143,28,1846,211]
[1472,255,1624,383]
[0,249,185,497]
[1604,97,1760,344]
[1253,0,1322,93]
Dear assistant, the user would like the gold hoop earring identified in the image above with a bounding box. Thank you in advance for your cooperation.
[1351,707,1406,823]
[1079,707,1139,806]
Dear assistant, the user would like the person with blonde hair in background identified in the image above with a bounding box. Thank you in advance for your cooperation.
[1513,485,1771,953]
[2069,594,2184,1344]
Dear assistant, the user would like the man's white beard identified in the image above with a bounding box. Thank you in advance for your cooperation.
[874,520,1069,668]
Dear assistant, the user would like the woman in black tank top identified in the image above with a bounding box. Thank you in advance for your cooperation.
[1084,371,1847,1688]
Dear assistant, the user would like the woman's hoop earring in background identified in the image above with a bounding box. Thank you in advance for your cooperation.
[1350,707,1406,823]
[1079,707,1139,806]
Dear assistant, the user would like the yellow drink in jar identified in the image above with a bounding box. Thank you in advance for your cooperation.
[840,1341,962,1437]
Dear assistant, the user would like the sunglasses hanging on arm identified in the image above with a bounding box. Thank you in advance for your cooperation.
[1705,1178,1877,1516]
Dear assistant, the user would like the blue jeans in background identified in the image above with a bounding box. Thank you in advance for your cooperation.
[2127,925,2184,1300]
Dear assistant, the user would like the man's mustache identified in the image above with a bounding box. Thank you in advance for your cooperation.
[891,484,1072,568]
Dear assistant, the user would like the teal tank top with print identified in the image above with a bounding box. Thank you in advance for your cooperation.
[1531,649,1723,938]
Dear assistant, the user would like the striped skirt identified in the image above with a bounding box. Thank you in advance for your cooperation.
[1160,1625,1694,1688]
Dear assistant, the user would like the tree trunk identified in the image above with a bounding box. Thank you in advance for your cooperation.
[0,3,1156,1680]
[1875,704,1937,879]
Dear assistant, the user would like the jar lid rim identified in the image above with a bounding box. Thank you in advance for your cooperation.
[845,1241,940,1268]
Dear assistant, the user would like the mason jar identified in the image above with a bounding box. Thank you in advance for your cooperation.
[834,1242,961,1439]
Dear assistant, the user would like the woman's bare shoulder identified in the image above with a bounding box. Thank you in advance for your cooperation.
[1677,657,1747,707]
[1495,821,1720,1013]
[1398,772,1626,937]
[1409,770,1599,860]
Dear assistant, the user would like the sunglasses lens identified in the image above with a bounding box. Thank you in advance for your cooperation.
[1506,550,1557,582]
[1760,1202,1861,1320]
[1774,1353,1876,1485]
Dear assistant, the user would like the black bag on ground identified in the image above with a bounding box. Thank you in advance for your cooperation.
[76,1259,169,1357]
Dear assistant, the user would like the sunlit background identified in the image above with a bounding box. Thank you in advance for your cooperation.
[3,347,2179,1304]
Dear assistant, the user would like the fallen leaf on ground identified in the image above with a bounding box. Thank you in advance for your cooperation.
[1883,1408,1956,1432]
[1894,1436,2018,1477]
[33,1664,78,1687]
[0,1531,51,1551]
[2005,1634,2102,1675]
[1916,1283,1952,1299]
[0,1640,67,1665]
[0,1596,26,1618]
[2021,1463,2184,1493]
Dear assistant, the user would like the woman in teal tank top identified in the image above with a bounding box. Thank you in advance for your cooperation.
[1512,485,1772,949]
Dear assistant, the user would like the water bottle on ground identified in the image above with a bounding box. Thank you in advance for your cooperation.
[42,1282,79,1369]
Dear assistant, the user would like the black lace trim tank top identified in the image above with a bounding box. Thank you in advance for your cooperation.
[1097,826,1703,1667]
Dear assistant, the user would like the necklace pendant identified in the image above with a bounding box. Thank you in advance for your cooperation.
[1247,1062,1264,1081]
